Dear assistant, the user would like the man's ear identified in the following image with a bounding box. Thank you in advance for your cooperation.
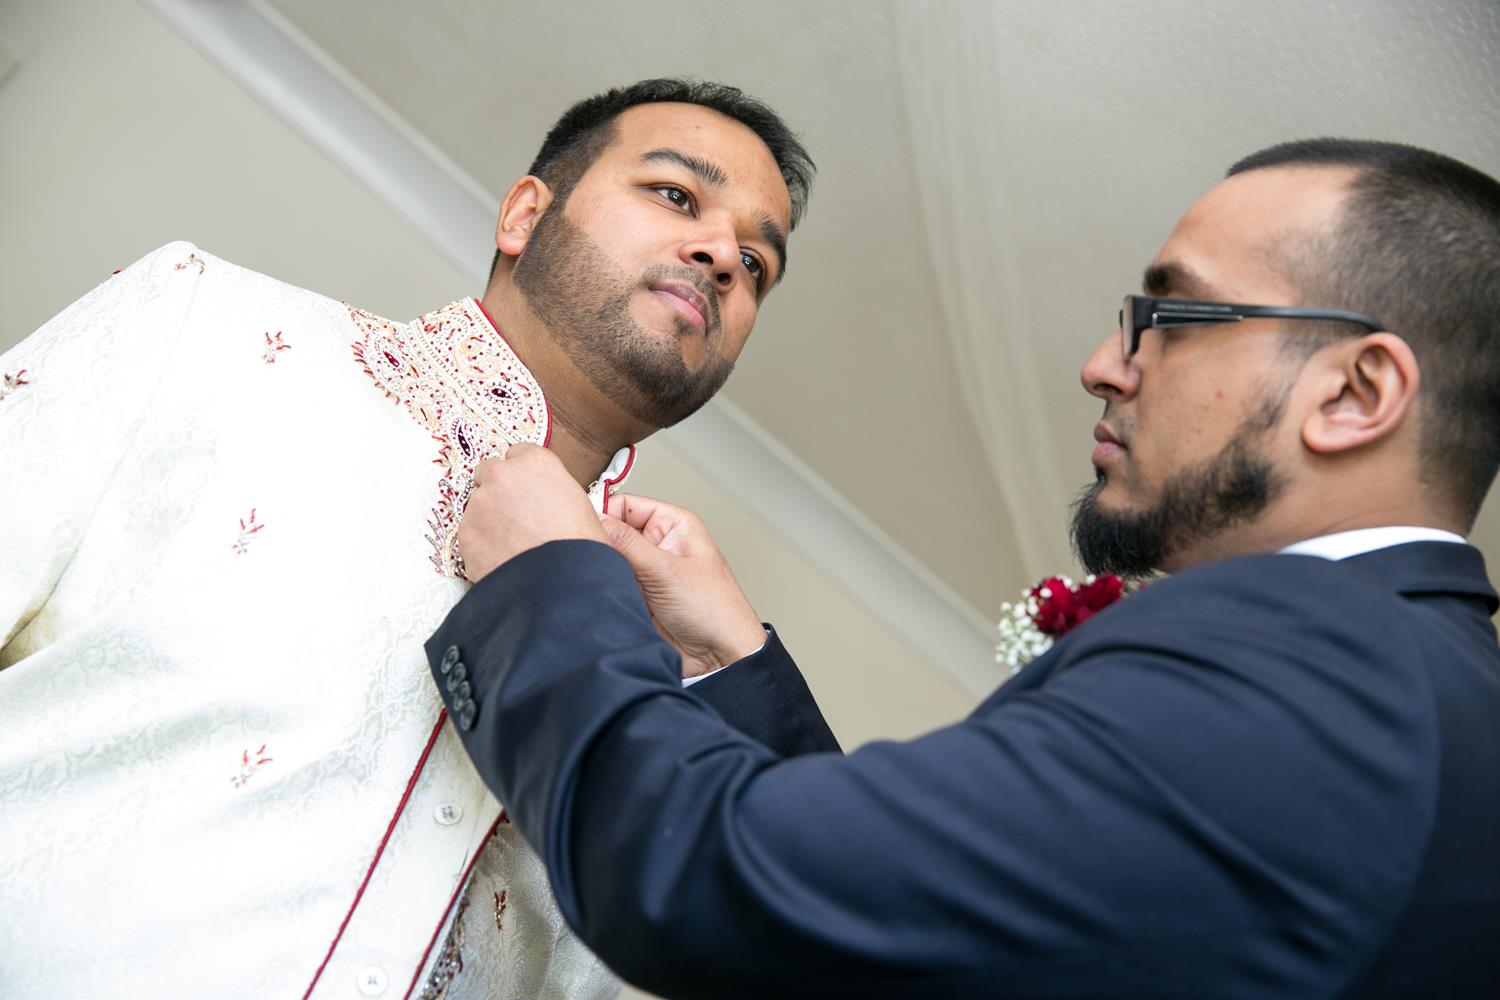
[494,176,556,259]
[1301,333,1420,454]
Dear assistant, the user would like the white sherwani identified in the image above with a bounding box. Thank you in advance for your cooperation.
[0,243,632,999]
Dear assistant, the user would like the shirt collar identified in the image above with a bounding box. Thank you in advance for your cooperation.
[1278,526,1466,561]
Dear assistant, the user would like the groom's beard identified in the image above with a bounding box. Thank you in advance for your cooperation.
[513,203,734,429]
[1070,393,1289,579]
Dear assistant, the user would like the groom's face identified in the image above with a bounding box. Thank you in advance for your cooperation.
[513,103,793,428]
[1073,167,1352,575]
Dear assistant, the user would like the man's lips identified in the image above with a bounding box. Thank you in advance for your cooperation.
[649,282,709,333]
[1092,422,1125,464]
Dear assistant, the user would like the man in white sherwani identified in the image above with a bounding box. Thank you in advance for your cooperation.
[0,78,812,999]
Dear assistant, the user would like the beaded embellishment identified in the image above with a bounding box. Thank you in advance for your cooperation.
[351,301,550,577]
[416,894,469,1000]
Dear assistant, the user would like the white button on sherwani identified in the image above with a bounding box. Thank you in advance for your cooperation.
[0,243,631,999]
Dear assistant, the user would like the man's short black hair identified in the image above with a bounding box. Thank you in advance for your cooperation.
[1228,138,1500,528]
[489,78,814,284]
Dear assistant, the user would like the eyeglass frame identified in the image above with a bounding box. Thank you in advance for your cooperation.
[1119,294,1385,359]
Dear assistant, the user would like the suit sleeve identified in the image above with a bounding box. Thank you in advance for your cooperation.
[426,541,1435,999]
[687,628,841,757]
[0,243,201,660]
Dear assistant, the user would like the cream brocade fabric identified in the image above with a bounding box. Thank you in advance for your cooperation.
[0,243,625,999]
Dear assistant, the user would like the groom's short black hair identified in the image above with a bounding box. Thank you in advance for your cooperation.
[489,78,814,282]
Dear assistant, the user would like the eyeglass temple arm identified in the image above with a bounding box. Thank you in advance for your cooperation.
[1150,303,1382,330]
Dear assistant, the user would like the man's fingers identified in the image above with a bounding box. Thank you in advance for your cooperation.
[471,456,504,488]
[614,493,714,555]
[600,513,662,573]
[613,493,686,533]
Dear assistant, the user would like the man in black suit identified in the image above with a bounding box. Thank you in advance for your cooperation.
[427,139,1500,997]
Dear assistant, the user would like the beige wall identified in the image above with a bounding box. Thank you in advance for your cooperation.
[0,2,469,340]
[0,1,979,756]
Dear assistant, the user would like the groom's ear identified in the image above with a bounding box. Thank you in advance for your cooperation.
[494,176,557,260]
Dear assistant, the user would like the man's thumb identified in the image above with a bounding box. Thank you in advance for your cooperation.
[600,514,664,574]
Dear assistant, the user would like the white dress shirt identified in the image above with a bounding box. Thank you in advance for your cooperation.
[1279,526,1466,560]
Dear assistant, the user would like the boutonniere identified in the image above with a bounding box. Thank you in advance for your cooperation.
[996,574,1131,674]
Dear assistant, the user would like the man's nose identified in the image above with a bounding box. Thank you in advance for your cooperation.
[1080,332,1138,402]
[680,227,740,295]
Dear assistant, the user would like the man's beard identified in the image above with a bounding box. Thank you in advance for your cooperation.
[511,203,734,428]
[1070,394,1289,579]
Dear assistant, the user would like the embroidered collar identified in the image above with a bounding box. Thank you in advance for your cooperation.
[352,298,635,576]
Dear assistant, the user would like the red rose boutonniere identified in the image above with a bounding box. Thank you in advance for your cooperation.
[996,573,1131,674]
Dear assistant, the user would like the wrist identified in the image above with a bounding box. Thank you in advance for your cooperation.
[714,618,768,668]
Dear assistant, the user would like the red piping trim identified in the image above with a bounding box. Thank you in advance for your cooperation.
[301,711,448,1000]
[472,298,553,447]
[401,810,508,999]
[600,444,637,516]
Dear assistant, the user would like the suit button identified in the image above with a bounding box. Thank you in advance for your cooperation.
[458,701,477,731]
[453,680,471,702]
[441,645,461,672]
[445,663,468,690]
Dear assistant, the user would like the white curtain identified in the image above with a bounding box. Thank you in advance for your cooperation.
[892,0,1075,581]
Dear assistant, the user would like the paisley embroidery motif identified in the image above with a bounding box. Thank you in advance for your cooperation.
[350,301,550,576]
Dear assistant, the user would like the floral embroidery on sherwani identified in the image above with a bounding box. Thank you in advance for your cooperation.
[351,301,550,577]
[0,369,30,400]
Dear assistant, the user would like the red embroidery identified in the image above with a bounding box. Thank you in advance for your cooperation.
[262,331,291,364]
[493,889,508,933]
[232,508,265,555]
[231,745,273,788]
[349,302,549,576]
[0,369,30,400]
[173,252,205,275]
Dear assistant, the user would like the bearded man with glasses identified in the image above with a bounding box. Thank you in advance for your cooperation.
[431,138,1500,998]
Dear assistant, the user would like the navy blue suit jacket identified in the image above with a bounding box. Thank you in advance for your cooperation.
[426,540,1500,998]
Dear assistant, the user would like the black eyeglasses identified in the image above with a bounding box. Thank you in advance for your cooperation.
[1119,294,1384,358]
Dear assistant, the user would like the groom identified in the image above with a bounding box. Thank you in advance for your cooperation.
[0,78,817,998]
[433,137,1500,997]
